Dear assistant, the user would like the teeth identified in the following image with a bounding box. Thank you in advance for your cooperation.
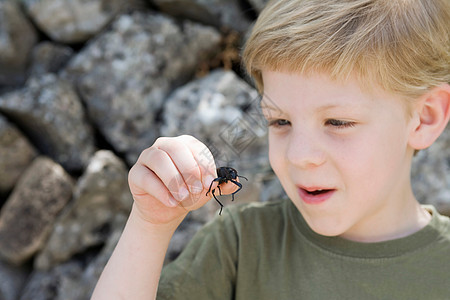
[307,189,329,195]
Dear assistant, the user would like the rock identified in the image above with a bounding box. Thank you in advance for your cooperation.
[0,259,30,300]
[28,42,74,77]
[161,69,267,167]
[63,12,221,164]
[69,214,127,300]
[161,69,269,219]
[412,125,450,216]
[151,0,252,33]
[0,1,38,87]
[19,260,84,300]
[0,157,74,265]
[74,150,132,212]
[248,0,269,13]
[0,114,37,194]
[0,74,96,172]
[35,150,132,270]
[22,0,124,44]
[20,214,127,300]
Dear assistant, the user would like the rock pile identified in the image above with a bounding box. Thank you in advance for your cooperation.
[0,0,448,299]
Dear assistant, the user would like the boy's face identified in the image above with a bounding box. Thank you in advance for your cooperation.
[261,70,418,241]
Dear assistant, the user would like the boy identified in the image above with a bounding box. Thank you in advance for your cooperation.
[92,0,450,299]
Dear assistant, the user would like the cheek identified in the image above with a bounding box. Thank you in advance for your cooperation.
[268,135,299,199]
[268,136,279,168]
[268,134,285,176]
[340,126,408,195]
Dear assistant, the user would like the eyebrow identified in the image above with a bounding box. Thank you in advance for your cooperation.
[316,104,342,112]
[260,98,342,111]
[261,99,359,112]
[260,92,365,116]
[316,103,366,114]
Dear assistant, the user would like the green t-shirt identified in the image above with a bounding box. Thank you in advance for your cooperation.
[157,200,450,299]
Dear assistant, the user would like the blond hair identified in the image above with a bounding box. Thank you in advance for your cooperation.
[242,0,450,100]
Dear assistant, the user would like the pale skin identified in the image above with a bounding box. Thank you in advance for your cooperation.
[91,71,450,299]
[261,71,450,242]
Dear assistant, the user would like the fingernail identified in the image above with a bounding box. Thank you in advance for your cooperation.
[176,186,189,201]
[203,175,215,190]
[189,180,203,194]
[168,197,179,207]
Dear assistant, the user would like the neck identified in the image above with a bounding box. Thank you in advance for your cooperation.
[342,189,431,243]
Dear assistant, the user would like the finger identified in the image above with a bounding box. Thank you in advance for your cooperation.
[154,137,203,195]
[128,163,178,207]
[177,135,218,190]
[137,147,190,202]
[173,135,220,208]
[218,178,242,195]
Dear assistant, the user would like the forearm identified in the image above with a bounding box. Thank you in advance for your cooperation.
[91,204,186,300]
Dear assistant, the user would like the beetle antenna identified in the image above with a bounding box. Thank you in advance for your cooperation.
[238,175,248,181]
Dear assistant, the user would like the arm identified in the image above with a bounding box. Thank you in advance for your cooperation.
[91,135,238,300]
[91,205,185,299]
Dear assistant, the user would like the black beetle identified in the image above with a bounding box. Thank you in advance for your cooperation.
[206,167,248,215]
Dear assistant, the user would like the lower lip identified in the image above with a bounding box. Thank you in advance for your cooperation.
[298,188,335,205]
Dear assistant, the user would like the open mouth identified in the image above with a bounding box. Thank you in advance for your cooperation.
[298,187,336,204]
[305,189,332,195]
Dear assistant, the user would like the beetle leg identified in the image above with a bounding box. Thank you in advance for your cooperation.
[229,179,242,201]
[212,189,224,215]
[206,178,221,196]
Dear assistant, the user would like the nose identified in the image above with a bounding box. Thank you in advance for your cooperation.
[286,129,326,169]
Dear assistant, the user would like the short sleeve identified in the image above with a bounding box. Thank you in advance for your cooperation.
[157,209,239,300]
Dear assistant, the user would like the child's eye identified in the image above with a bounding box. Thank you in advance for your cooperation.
[268,119,291,128]
[325,119,356,129]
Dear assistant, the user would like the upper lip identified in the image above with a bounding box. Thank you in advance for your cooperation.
[297,185,335,192]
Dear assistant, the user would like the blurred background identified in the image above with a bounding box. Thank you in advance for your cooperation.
[0,0,448,299]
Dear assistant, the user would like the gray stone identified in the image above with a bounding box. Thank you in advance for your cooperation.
[35,150,132,270]
[20,214,127,300]
[19,260,83,300]
[22,0,124,43]
[0,1,38,86]
[161,69,267,168]
[71,214,127,300]
[412,125,450,216]
[63,12,221,164]
[0,157,74,265]
[248,0,269,13]
[152,0,252,32]
[0,259,29,300]
[28,42,74,77]
[0,114,37,193]
[0,74,96,172]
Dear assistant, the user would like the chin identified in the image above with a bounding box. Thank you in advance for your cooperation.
[304,216,348,237]
[311,226,344,237]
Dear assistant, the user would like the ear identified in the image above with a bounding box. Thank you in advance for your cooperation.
[408,83,450,150]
